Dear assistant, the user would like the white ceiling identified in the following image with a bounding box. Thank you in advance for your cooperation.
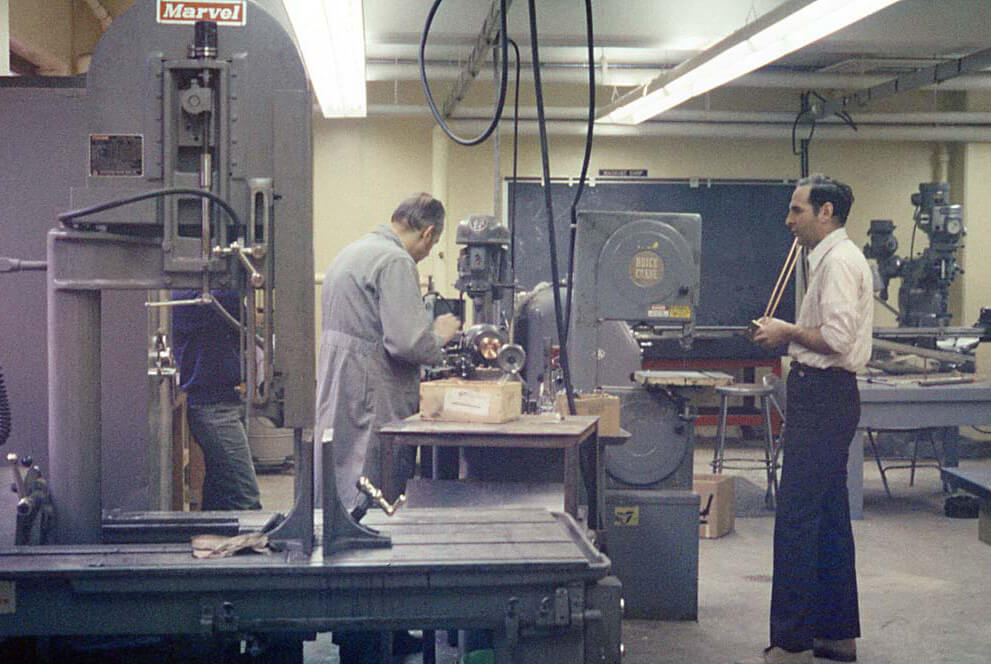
[363,0,991,81]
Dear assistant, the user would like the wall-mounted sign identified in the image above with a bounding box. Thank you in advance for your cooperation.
[599,169,648,177]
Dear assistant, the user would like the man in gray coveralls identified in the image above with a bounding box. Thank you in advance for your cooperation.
[315,192,461,514]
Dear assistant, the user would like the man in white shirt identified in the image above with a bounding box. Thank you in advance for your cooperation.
[740,175,874,664]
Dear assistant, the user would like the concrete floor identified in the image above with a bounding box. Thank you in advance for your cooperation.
[255,436,991,664]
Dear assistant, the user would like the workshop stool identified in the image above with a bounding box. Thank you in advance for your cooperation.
[864,427,943,498]
[711,382,780,509]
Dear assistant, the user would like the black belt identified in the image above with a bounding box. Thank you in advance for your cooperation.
[790,360,854,377]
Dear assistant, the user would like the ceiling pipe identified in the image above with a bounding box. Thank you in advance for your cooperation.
[360,109,991,142]
[370,105,991,126]
[369,60,991,91]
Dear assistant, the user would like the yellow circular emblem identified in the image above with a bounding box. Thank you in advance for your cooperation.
[629,250,664,287]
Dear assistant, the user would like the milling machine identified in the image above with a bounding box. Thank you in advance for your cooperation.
[865,182,966,330]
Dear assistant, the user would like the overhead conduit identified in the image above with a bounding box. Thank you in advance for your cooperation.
[370,105,991,142]
[373,58,991,141]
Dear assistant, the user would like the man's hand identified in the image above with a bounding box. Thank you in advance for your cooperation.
[753,316,837,354]
[433,313,462,345]
[751,316,793,349]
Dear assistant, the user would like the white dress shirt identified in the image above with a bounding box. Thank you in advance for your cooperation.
[788,227,874,373]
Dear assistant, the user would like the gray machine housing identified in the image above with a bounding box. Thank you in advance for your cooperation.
[44,0,314,545]
[519,211,702,490]
[517,210,703,619]
[0,4,624,661]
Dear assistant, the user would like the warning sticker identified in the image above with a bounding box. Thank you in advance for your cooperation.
[0,581,15,615]
[647,304,670,318]
[443,389,492,416]
[613,506,640,527]
[647,304,692,319]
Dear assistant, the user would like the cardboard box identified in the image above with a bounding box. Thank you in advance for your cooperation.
[555,392,621,436]
[694,473,735,538]
[419,378,522,424]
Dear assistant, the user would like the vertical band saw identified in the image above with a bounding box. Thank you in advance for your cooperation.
[0,3,621,662]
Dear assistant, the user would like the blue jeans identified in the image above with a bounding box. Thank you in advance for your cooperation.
[187,402,262,511]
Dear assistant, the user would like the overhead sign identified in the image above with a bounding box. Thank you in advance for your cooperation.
[599,169,648,177]
[157,0,247,26]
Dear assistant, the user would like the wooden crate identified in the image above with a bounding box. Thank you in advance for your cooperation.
[694,473,735,539]
[556,392,621,436]
[419,378,522,424]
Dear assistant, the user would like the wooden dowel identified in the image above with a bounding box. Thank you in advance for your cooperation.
[766,242,799,319]
[763,238,800,318]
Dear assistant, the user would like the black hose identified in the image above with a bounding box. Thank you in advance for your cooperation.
[562,0,595,343]
[0,362,11,447]
[57,187,242,230]
[508,38,521,295]
[419,0,509,146]
[526,0,576,415]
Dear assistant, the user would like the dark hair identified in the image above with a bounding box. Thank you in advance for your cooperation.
[796,174,854,224]
[391,193,445,235]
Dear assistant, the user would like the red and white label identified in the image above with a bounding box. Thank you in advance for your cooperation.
[157,0,247,26]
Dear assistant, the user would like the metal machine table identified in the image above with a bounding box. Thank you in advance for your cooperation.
[380,415,602,529]
[846,378,991,517]
[0,508,619,663]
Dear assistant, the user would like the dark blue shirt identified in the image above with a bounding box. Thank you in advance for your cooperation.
[172,290,242,405]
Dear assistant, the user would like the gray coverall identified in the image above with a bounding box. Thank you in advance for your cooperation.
[314,224,445,511]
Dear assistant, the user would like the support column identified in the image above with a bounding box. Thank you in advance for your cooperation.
[47,277,102,544]
[431,125,453,295]
[0,0,9,75]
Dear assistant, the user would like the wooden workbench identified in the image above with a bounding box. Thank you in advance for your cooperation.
[379,415,603,529]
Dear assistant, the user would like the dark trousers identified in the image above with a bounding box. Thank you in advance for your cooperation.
[770,365,861,652]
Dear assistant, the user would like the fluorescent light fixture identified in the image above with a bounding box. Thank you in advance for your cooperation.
[597,0,904,125]
[283,0,367,118]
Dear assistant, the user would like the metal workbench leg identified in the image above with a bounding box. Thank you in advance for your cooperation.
[564,446,578,520]
[761,395,777,510]
[422,629,436,664]
[382,434,395,501]
[712,393,729,473]
[866,429,892,498]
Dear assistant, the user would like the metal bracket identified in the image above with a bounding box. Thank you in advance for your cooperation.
[440,0,514,118]
[807,48,991,122]
[536,587,571,629]
[203,601,239,633]
[504,597,520,649]
[213,242,265,288]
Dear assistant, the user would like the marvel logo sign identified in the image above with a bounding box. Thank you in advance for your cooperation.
[157,0,247,26]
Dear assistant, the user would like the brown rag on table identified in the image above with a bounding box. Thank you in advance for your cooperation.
[191,532,270,559]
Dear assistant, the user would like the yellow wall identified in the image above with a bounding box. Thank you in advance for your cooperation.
[8,0,127,74]
[313,115,962,333]
[9,0,73,73]
[8,1,989,371]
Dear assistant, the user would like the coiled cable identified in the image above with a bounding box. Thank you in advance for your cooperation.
[0,362,11,447]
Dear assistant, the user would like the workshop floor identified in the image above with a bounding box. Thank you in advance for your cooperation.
[255,436,991,664]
